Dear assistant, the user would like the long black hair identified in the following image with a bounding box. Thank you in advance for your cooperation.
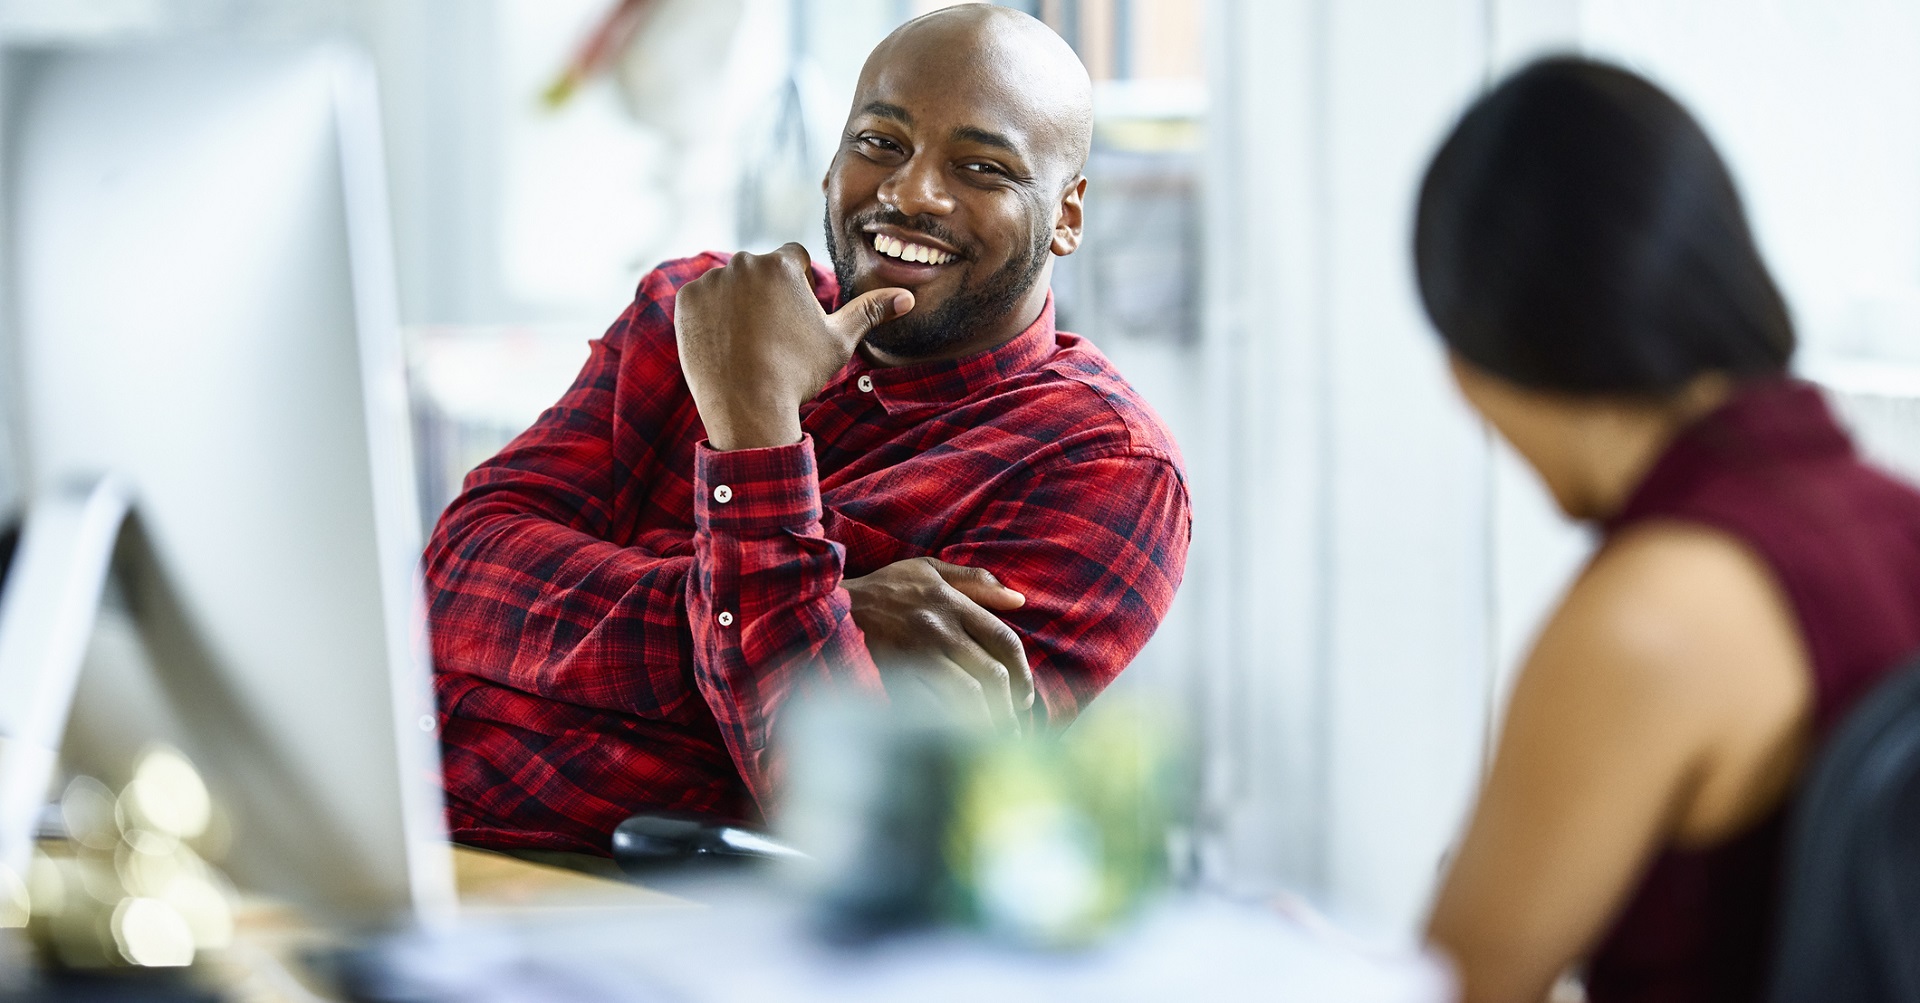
[1414,57,1794,395]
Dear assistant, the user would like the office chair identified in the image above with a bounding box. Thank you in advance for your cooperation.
[1767,653,1920,1003]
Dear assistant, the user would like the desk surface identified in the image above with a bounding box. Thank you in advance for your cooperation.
[213,850,1449,1003]
[353,881,1454,1003]
[211,846,680,1002]
[450,846,682,912]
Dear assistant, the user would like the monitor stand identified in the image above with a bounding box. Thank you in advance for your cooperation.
[0,474,133,889]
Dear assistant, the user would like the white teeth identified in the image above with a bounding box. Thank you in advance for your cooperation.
[870,233,952,265]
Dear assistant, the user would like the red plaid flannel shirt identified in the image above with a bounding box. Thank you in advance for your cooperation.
[425,253,1191,854]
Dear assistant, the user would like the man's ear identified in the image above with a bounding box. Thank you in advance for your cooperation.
[1051,176,1087,256]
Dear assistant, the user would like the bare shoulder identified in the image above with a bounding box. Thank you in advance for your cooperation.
[1537,519,1812,841]
[1430,520,1814,1002]
[1558,520,1797,690]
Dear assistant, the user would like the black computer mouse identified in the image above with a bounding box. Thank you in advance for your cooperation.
[610,812,805,875]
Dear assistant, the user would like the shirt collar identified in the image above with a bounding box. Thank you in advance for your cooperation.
[826,293,1059,413]
[1605,377,1853,534]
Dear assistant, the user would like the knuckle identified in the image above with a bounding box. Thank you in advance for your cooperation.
[910,609,945,634]
[995,624,1025,653]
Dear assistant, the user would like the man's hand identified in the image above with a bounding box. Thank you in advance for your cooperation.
[674,244,913,451]
[844,558,1034,734]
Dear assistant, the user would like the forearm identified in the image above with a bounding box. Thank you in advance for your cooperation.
[687,438,884,807]
[427,498,698,718]
[941,450,1191,725]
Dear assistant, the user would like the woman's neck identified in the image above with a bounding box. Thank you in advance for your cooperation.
[1559,377,1735,521]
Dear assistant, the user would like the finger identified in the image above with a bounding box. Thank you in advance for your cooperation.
[771,241,813,271]
[948,597,1035,711]
[826,287,915,343]
[925,559,1025,610]
[929,620,1022,733]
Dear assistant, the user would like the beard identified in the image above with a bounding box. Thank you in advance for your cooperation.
[825,205,1053,359]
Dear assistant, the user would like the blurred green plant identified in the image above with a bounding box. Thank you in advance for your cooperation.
[782,691,1183,949]
[947,698,1178,946]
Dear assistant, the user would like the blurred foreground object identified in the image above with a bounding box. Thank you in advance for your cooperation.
[343,868,1453,1003]
[23,748,236,973]
[0,35,451,928]
[779,694,1180,947]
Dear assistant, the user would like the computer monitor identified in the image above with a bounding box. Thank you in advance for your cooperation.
[0,40,454,927]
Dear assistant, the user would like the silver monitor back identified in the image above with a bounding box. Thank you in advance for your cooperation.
[0,41,454,926]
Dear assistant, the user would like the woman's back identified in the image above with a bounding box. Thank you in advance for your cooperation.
[1586,378,1920,1002]
[1411,56,1920,1003]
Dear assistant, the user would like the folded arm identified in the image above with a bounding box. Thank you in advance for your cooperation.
[425,318,704,720]
[939,448,1190,725]
[684,438,1191,807]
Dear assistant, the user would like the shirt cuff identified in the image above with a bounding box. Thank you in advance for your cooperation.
[695,436,823,533]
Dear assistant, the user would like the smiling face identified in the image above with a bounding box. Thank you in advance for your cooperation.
[823,6,1092,363]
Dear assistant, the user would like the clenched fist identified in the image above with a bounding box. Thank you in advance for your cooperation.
[674,243,913,451]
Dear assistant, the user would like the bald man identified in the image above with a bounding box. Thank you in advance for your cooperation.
[425,6,1191,855]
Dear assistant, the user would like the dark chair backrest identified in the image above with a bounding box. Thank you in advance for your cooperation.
[1768,655,1920,1003]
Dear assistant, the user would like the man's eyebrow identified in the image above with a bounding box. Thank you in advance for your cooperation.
[952,125,1022,154]
[861,101,912,124]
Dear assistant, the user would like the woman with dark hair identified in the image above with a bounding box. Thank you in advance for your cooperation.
[1416,58,1920,1003]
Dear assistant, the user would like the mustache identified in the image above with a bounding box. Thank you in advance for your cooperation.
[848,207,971,259]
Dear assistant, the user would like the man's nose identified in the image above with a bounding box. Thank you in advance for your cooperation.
[878,155,956,217]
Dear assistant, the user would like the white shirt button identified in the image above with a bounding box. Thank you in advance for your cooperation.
[713,484,733,504]
[857,374,874,393]
[717,611,734,627]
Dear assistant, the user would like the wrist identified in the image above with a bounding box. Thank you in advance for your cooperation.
[704,411,804,452]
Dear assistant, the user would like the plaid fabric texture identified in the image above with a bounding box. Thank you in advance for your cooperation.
[425,253,1192,854]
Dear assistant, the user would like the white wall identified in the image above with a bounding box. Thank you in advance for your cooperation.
[1582,0,1920,368]
[1200,0,1498,938]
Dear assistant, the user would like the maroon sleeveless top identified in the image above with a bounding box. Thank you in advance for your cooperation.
[1586,378,1920,1003]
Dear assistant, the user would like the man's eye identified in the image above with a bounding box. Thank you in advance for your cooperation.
[962,163,1005,177]
[861,136,902,154]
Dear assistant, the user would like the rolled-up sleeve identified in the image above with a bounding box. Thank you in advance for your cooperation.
[687,437,884,808]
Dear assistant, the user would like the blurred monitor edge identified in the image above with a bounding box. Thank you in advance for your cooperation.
[0,38,455,929]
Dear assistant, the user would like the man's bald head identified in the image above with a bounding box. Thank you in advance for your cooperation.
[820,4,1094,362]
[861,4,1094,187]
